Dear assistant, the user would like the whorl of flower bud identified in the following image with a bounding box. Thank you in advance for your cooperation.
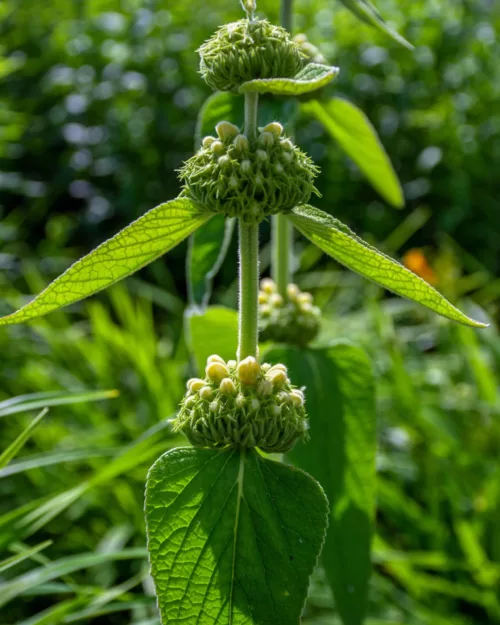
[259,279,321,346]
[198,18,306,91]
[179,121,319,224]
[173,355,308,453]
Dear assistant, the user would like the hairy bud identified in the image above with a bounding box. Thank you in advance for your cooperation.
[199,19,306,91]
[173,354,308,453]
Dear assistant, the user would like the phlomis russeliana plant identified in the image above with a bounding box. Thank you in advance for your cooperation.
[0,1,486,623]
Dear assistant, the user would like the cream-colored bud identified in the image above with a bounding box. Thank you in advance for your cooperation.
[227,359,237,369]
[290,390,305,407]
[240,159,252,174]
[187,378,205,392]
[215,121,240,142]
[263,122,284,137]
[293,34,308,45]
[210,140,225,154]
[184,395,197,408]
[281,138,294,151]
[258,292,268,304]
[256,150,268,162]
[287,283,300,301]
[233,134,249,152]
[270,403,281,416]
[268,363,287,374]
[235,394,245,409]
[269,293,284,307]
[277,391,291,404]
[274,163,284,174]
[258,132,274,147]
[218,155,231,167]
[298,292,313,305]
[250,398,260,412]
[267,369,288,388]
[206,361,229,382]
[199,386,213,401]
[237,356,261,385]
[260,278,276,294]
[207,354,226,364]
[220,377,237,395]
[260,304,271,317]
[209,400,219,413]
[257,379,273,396]
[282,152,293,164]
[300,302,313,314]
[261,363,271,372]
[202,136,216,148]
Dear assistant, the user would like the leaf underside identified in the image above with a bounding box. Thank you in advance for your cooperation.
[289,205,486,328]
[338,0,413,50]
[303,98,404,208]
[0,198,210,326]
[265,342,376,625]
[145,447,329,625]
[239,63,339,96]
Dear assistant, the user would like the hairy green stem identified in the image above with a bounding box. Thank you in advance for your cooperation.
[271,0,295,297]
[244,92,259,141]
[238,221,260,360]
[238,92,260,361]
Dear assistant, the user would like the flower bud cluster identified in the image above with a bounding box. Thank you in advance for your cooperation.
[173,355,308,453]
[259,279,321,346]
[179,121,319,224]
[292,33,327,65]
[199,18,306,91]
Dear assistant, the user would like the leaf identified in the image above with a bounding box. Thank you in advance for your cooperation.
[0,389,118,418]
[186,306,238,374]
[187,216,236,308]
[145,447,329,625]
[239,63,339,96]
[0,198,210,326]
[289,205,487,328]
[195,92,244,149]
[303,98,404,208]
[0,540,52,574]
[0,408,48,469]
[264,342,376,625]
[338,0,413,50]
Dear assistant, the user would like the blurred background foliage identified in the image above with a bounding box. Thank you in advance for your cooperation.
[1,0,499,623]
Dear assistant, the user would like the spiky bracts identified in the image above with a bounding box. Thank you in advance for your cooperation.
[179,121,319,224]
[173,355,308,453]
[199,18,305,91]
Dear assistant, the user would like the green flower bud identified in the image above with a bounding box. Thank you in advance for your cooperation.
[174,354,308,453]
[199,18,306,91]
[180,126,319,224]
[258,279,322,346]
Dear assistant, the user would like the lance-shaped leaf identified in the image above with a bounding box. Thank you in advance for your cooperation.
[0,198,210,326]
[289,205,486,328]
[239,63,339,96]
[187,216,236,308]
[303,98,404,208]
[338,0,413,50]
[265,342,376,625]
[145,447,329,625]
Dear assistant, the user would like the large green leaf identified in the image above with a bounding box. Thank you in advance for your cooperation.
[338,0,413,50]
[240,63,339,96]
[186,306,238,374]
[145,447,329,625]
[303,98,404,208]
[0,198,210,326]
[187,216,236,308]
[265,342,376,625]
[289,205,486,328]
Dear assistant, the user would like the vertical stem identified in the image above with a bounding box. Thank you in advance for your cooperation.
[271,0,294,297]
[238,221,259,360]
[238,92,260,361]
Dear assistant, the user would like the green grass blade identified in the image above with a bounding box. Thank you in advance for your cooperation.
[304,98,404,208]
[289,205,486,328]
[0,408,49,469]
[0,540,52,574]
[240,63,339,95]
[0,389,119,418]
[0,198,210,326]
